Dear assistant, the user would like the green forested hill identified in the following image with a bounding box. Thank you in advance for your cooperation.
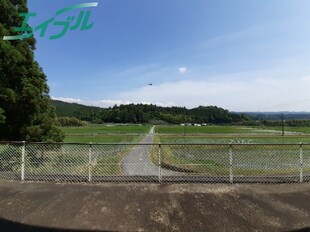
[51,100,250,124]
[52,100,102,117]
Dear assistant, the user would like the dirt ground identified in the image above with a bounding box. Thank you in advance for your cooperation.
[0,180,309,232]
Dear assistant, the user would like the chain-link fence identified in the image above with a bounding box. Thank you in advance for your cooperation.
[0,141,309,183]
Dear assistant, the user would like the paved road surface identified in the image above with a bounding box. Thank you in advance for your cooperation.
[121,126,176,176]
[0,180,309,232]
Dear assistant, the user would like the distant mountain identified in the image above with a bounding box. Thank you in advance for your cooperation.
[51,100,250,124]
[238,112,310,120]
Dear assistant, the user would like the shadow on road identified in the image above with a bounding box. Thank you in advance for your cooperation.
[0,217,114,232]
[287,229,310,232]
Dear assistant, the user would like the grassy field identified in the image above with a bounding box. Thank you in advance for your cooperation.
[64,135,142,143]
[6,124,309,177]
[152,134,310,175]
[63,124,150,143]
[158,135,310,144]
[155,143,310,175]
[153,126,310,175]
[155,125,310,135]
[255,126,310,134]
[63,124,151,135]
[20,143,135,176]
[62,124,310,144]
[155,125,278,134]
[6,124,151,176]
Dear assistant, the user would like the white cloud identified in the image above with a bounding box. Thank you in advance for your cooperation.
[117,76,310,111]
[51,97,82,103]
[52,75,310,111]
[51,97,176,108]
[178,67,187,74]
[99,99,176,108]
[301,75,310,82]
[100,99,132,107]
[139,101,176,107]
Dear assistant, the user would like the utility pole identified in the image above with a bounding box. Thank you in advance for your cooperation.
[281,113,284,136]
[183,107,186,136]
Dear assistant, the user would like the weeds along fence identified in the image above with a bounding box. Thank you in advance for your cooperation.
[0,141,309,184]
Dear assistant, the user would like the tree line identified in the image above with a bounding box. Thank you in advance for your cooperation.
[52,100,251,124]
[52,100,310,127]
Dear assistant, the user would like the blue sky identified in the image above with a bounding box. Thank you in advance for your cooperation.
[27,0,310,111]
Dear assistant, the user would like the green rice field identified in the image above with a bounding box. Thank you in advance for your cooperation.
[63,124,150,143]
[155,125,273,134]
[63,124,151,135]
[158,135,310,144]
[155,125,310,135]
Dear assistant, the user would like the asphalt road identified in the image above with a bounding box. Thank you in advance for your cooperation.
[121,126,176,176]
[0,180,309,232]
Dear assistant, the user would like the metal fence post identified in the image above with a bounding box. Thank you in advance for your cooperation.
[229,143,233,184]
[88,142,92,182]
[158,144,162,183]
[299,142,303,183]
[21,141,25,181]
